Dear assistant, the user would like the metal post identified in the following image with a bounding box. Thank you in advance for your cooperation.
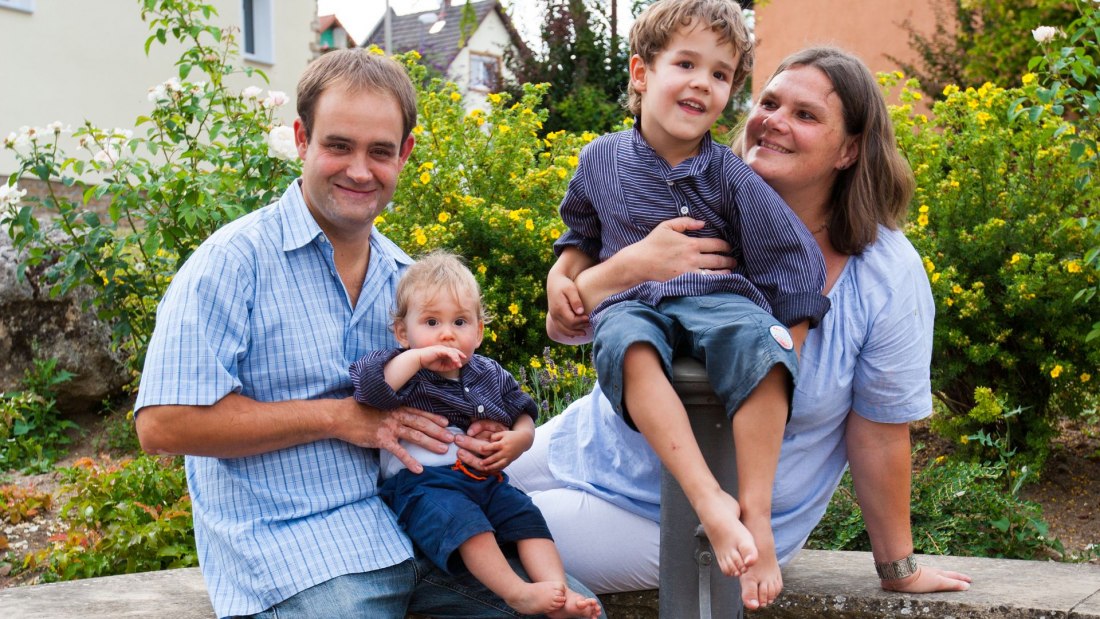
[660,358,743,618]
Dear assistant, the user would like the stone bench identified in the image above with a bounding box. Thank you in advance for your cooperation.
[1,550,1097,618]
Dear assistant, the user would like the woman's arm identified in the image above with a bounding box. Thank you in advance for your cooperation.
[846,412,972,592]
[546,217,738,343]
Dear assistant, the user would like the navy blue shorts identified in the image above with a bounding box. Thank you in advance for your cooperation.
[593,294,799,428]
[380,466,553,573]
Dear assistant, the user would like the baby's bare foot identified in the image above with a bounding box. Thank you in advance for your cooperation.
[740,512,782,609]
[695,490,757,577]
[503,580,566,616]
[547,587,602,618]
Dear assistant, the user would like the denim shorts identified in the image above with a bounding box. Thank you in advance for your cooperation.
[592,293,799,428]
[380,466,553,574]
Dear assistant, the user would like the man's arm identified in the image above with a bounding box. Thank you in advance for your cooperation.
[846,412,972,592]
[136,393,453,473]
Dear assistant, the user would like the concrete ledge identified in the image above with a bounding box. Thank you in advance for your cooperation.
[0,550,1097,618]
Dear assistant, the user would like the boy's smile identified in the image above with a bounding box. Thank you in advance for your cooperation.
[630,21,739,167]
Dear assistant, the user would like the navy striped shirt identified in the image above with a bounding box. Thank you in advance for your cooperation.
[350,349,538,429]
[554,127,830,327]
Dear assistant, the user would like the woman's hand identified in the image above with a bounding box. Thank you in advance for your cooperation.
[881,565,972,593]
[572,218,737,311]
[547,272,592,344]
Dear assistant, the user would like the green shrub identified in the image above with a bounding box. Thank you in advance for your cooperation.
[808,451,1062,560]
[0,358,77,473]
[28,455,194,581]
[379,56,604,372]
[887,74,1100,465]
[2,0,300,380]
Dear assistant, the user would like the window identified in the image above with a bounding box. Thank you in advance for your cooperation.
[469,53,500,92]
[242,0,274,64]
[0,0,34,13]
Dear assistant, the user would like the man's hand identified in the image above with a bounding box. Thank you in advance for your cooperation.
[330,398,453,474]
[458,416,536,472]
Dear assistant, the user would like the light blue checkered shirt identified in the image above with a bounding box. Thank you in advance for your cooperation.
[135,181,415,618]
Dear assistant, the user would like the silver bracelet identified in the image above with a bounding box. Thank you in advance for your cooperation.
[875,553,918,580]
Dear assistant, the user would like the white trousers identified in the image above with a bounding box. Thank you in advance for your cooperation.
[507,413,660,595]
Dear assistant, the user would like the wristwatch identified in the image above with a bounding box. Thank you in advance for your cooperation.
[875,553,918,580]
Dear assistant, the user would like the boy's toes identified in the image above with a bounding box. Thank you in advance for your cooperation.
[740,575,761,610]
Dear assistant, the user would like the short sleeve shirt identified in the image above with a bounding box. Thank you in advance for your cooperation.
[135,180,416,618]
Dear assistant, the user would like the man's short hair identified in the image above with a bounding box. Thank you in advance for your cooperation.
[297,49,418,142]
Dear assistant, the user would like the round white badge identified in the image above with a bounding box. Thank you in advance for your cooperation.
[770,325,794,350]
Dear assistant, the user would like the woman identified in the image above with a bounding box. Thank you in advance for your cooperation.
[506,47,973,610]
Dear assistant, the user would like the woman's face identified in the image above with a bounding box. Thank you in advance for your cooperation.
[742,65,859,201]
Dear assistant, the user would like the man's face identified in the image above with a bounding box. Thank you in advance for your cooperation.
[294,85,414,240]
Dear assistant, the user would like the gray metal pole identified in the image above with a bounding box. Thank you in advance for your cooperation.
[661,357,744,618]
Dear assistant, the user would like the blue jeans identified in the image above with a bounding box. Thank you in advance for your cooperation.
[593,294,799,427]
[243,553,606,618]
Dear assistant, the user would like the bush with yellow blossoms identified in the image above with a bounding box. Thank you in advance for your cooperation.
[378,55,604,374]
[885,73,1100,465]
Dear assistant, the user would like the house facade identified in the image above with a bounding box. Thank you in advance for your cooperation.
[363,0,526,112]
[0,0,315,174]
[751,0,943,101]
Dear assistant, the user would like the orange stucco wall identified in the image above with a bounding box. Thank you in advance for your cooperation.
[751,0,948,102]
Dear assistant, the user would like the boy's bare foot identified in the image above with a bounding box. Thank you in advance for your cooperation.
[739,512,783,609]
[694,489,758,576]
[547,587,602,619]
[503,580,566,616]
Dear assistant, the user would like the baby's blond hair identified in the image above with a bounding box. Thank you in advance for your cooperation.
[392,250,490,327]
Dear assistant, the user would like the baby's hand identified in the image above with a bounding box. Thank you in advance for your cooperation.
[466,419,508,441]
[479,427,535,472]
[416,345,466,373]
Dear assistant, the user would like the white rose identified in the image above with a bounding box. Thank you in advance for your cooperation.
[1032,26,1059,43]
[0,183,28,208]
[266,125,297,160]
[148,83,168,102]
[242,85,263,99]
[262,90,289,108]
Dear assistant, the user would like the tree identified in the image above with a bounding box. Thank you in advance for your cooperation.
[891,0,1080,100]
[504,0,632,133]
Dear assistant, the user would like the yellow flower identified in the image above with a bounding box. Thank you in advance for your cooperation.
[420,172,431,185]
[477,264,487,275]
[508,210,521,221]
[917,213,929,227]
[945,298,955,306]
[960,435,970,445]
[919,204,929,213]
[412,125,424,135]
[576,363,587,376]
[1010,253,1021,265]
[567,155,579,168]
[1021,73,1036,85]
[943,84,959,96]
[549,228,561,239]
[1065,260,1082,273]
[934,455,946,464]
[490,331,497,342]
[931,272,941,283]
[923,257,935,273]
[509,303,520,315]
[952,284,963,294]
[415,231,427,245]
[525,219,534,231]
[376,214,386,225]
[497,124,511,134]
[556,168,567,179]
[438,212,450,223]
[419,161,435,171]
[489,93,502,104]
[529,357,541,369]
[1050,365,1063,379]
[1081,373,1091,383]
[450,92,462,102]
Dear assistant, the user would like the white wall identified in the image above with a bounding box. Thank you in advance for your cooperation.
[0,0,315,174]
[448,9,515,112]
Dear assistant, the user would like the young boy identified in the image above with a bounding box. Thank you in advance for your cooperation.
[550,0,830,605]
[350,251,601,619]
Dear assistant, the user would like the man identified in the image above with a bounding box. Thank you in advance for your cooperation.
[136,49,599,619]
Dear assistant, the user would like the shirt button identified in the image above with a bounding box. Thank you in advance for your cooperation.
[464,387,470,392]
[667,180,674,186]
[679,206,689,215]
[477,405,485,413]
